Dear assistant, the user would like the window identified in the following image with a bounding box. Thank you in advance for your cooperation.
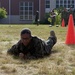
[56,0,59,4]
[56,5,59,8]
[68,0,70,3]
[56,0,75,9]
[72,0,74,4]
[60,5,63,7]
[60,0,63,4]
[19,2,33,20]
[64,1,67,4]
[64,5,67,8]
[45,0,50,8]
[56,0,59,3]
[56,0,59,8]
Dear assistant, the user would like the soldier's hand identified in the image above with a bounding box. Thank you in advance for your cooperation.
[19,53,25,59]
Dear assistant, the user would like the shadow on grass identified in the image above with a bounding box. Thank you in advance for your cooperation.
[11,49,59,64]
[12,55,45,64]
[51,49,59,54]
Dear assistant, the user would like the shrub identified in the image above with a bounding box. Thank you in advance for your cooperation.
[0,7,7,19]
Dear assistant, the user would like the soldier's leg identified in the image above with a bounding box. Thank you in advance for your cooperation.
[51,19,54,26]
[45,31,57,55]
[36,20,39,26]
[37,20,39,26]
[53,18,55,26]
[47,31,57,46]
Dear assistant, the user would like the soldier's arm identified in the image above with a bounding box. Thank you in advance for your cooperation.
[7,41,21,56]
[7,44,19,56]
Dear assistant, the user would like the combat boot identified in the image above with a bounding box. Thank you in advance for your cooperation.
[49,30,57,45]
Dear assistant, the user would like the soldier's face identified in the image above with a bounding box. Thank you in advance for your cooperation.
[21,34,31,46]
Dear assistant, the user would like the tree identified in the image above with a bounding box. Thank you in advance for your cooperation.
[0,7,7,19]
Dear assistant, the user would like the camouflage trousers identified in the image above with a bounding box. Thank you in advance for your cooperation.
[42,37,55,56]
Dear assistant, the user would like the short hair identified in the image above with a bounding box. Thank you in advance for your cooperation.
[20,28,31,36]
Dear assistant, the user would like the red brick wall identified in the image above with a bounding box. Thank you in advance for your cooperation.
[0,0,9,14]
[0,0,45,21]
[40,0,45,21]
[34,0,39,15]
[11,0,39,15]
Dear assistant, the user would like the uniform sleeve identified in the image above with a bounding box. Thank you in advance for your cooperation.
[7,44,19,56]
[7,41,21,56]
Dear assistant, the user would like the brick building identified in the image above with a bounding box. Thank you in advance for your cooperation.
[0,0,45,24]
[0,0,75,24]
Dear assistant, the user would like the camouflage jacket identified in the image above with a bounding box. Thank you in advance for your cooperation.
[7,36,52,59]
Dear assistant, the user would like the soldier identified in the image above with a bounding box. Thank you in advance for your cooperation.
[35,11,39,26]
[61,8,69,27]
[50,10,56,26]
[7,28,57,59]
[73,9,75,25]
[69,7,73,15]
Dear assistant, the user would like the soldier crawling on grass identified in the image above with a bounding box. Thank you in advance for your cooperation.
[7,28,57,59]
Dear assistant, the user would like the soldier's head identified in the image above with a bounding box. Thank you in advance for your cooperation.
[20,28,32,46]
[64,8,67,11]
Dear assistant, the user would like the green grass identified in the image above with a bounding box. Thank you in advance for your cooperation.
[0,24,75,75]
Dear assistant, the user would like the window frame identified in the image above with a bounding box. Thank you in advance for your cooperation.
[19,1,33,20]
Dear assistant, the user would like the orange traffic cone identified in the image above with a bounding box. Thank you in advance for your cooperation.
[74,30,75,43]
[65,14,75,44]
[61,19,65,27]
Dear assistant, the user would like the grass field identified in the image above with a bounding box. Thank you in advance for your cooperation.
[0,24,75,75]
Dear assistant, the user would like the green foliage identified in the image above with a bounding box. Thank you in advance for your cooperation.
[43,7,63,25]
[34,7,64,25]
[48,17,51,23]
[47,11,61,25]
[54,10,61,25]
[0,7,7,19]
[54,7,64,25]
[55,7,64,14]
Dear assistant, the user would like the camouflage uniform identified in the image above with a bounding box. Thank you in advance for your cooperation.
[61,8,69,26]
[7,36,56,59]
[68,8,73,15]
[73,9,75,25]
